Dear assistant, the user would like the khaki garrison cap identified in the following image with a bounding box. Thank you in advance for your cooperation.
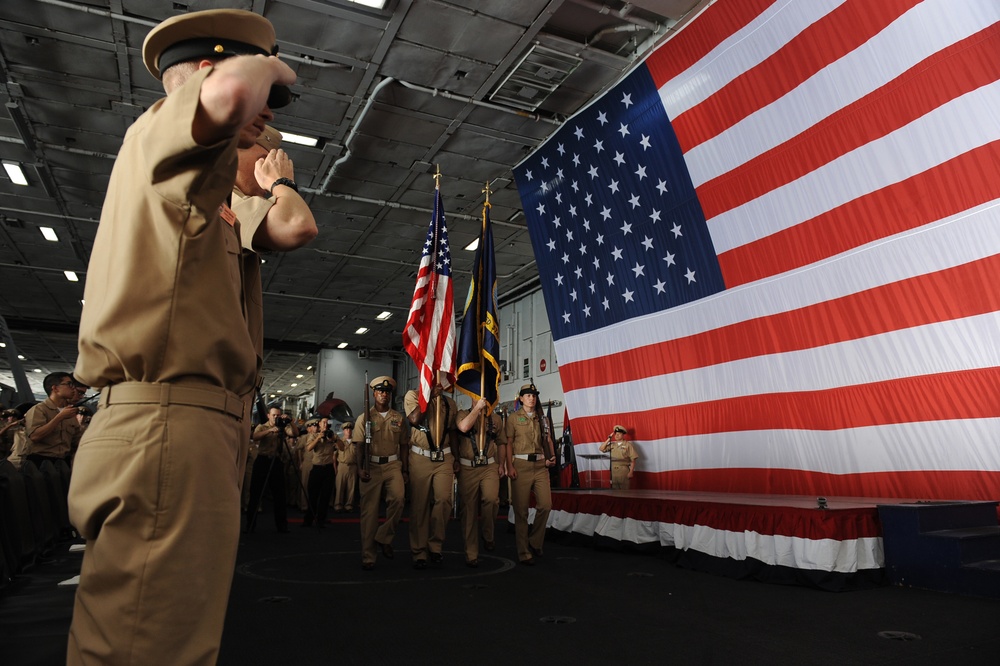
[142,9,292,108]
[370,376,396,392]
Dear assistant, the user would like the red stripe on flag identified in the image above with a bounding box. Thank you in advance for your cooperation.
[645,0,778,89]
[560,253,1000,391]
[638,468,1000,501]
[696,25,1000,220]
[671,0,923,153]
[719,139,1000,287]
[572,367,1000,441]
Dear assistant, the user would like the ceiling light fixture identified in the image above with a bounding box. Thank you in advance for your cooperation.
[279,131,319,147]
[2,161,28,186]
[375,311,392,321]
[337,342,348,349]
[464,238,479,252]
[296,374,304,379]
[355,327,369,335]
[40,226,58,242]
[290,383,298,388]
[64,271,79,282]
[347,0,387,8]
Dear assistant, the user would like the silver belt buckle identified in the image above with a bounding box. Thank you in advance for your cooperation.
[430,450,445,462]
[473,455,488,467]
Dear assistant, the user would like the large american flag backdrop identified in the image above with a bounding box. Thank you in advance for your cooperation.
[513,0,1000,500]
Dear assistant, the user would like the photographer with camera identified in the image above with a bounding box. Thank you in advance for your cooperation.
[302,417,339,527]
[24,371,82,468]
[245,406,290,533]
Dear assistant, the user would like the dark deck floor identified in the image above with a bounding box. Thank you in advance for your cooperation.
[3,507,1000,665]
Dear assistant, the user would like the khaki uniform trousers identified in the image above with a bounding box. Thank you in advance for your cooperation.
[359,459,404,565]
[67,399,248,666]
[611,462,631,490]
[334,462,356,510]
[511,458,552,562]
[457,461,499,562]
[407,451,454,561]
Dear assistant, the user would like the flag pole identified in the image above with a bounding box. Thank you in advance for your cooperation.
[476,182,491,456]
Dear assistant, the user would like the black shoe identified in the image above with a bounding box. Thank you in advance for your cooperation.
[465,559,479,568]
[413,559,428,570]
[529,545,543,557]
[362,562,374,571]
[484,540,495,551]
[430,552,443,565]
[519,557,535,566]
[301,522,312,528]
[379,542,394,559]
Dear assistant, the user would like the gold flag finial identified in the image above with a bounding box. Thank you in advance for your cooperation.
[433,164,442,189]
[482,181,492,206]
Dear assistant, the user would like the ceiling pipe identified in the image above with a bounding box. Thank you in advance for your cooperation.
[318,76,396,194]
[396,80,562,126]
[568,0,662,32]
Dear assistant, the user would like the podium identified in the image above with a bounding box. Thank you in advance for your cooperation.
[578,453,611,489]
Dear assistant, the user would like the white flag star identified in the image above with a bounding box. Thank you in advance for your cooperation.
[640,135,651,150]
[650,209,661,223]
[685,268,697,283]
[566,229,574,242]
[556,143,565,156]
[628,194,641,209]
[600,206,612,220]
[618,123,630,138]
[536,203,545,215]
[547,239,556,251]
[588,165,599,179]
[635,165,647,180]
[562,252,570,264]
[525,169,534,181]
[583,305,591,317]
[622,288,634,303]
[641,236,654,251]
[562,311,571,323]
[571,181,579,193]
[588,281,596,293]
[606,271,615,286]
[555,273,564,286]
[671,223,683,238]
[583,219,591,232]
[592,256,600,270]
[653,279,666,294]
[608,180,619,194]
[578,243,587,255]
[656,179,669,195]
[594,139,604,153]
[570,289,578,302]
[584,193,594,206]
[620,221,632,235]
[572,153,581,166]
[568,204,577,217]
[540,157,549,168]
[663,251,676,266]
[621,92,633,108]
[597,111,608,125]
[632,263,645,278]
[574,265,583,278]
[611,247,624,260]
[595,233,605,246]
[552,216,561,228]
[613,151,626,166]
[574,126,584,140]
[602,297,611,310]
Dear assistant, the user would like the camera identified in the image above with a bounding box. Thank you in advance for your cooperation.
[275,416,292,429]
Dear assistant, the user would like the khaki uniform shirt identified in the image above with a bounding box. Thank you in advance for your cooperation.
[504,407,544,456]
[254,423,282,457]
[75,67,259,397]
[456,409,505,460]
[335,438,357,465]
[403,390,457,451]
[352,408,407,458]
[306,433,336,466]
[24,398,81,459]
[601,439,638,463]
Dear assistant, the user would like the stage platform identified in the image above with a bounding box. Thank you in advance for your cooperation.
[535,489,924,591]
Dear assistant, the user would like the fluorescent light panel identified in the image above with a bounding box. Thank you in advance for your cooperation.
[355,327,369,335]
[278,131,319,147]
[464,238,479,251]
[40,227,58,242]
[347,0,387,8]
[3,161,28,186]
[375,311,392,321]
[337,342,349,349]
[64,271,79,282]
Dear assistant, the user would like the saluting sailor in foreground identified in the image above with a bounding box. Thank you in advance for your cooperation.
[68,9,296,665]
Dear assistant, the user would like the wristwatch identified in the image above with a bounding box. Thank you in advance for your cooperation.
[270,177,298,193]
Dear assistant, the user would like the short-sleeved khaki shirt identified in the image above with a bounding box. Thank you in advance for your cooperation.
[24,398,81,459]
[403,390,456,450]
[456,409,504,460]
[352,408,407,458]
[75,66,258,397]
[504,407,544,456]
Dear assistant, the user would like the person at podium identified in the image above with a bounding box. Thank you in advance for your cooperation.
[599,425,638,490]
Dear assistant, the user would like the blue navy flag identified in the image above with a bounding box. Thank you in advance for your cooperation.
[514,67,725,341]
[456,202,500,408]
